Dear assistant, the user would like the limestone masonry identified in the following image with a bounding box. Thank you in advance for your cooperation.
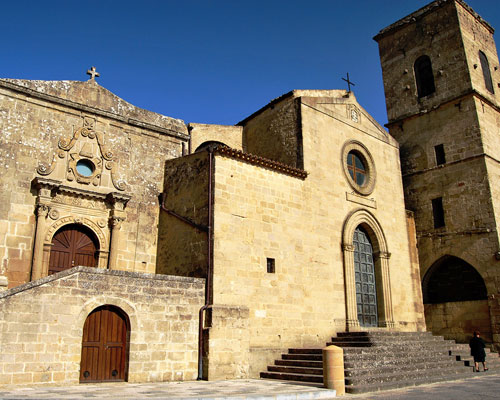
[0,0,499,388]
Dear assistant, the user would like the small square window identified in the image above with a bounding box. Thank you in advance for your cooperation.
[432,197,445,228]
[266,258,275,273]
[434,144,446,166]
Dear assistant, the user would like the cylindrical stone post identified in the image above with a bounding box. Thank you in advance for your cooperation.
[323,345,345,396]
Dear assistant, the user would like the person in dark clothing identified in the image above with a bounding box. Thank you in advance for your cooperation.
[469,330,488,372]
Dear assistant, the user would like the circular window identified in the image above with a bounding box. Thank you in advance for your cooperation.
[342,141,376,195]
[76,159,95,177]
[347,151,367,186]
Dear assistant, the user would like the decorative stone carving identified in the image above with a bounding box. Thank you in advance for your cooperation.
[48,208,60,220]
[36,204,50,217]
[36,117,127,191]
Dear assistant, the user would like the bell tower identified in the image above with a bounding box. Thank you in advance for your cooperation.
[375,0,500,348]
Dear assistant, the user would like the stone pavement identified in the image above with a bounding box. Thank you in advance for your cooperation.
[0,374,500,399]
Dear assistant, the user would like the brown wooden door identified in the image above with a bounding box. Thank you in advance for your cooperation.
[49,225,98,275]
[80,306,129,383]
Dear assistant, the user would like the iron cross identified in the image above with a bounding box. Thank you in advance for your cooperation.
[86,66,100,81]
[342,72,355,93]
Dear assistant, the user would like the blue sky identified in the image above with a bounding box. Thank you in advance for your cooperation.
[1,1,499,127]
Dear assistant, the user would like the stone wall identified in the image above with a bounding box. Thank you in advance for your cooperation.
[189,123,242,152]
[241,94,302,168]
[0,79,188,288]
[157,152,209,278]
[424,300,492,344]
[0,266,204,386]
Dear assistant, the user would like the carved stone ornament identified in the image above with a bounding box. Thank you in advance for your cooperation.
[36,117,127,191]
[48,208,60,220]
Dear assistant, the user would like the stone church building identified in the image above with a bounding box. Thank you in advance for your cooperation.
[0,0,498,388]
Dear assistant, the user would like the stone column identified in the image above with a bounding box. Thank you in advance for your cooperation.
[31,204,50,281]
[378,251,395,328]
[343,244,360,331]
[108,215,124,270]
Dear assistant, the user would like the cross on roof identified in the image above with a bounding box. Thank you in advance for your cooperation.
[86,66,100,81]
[342,72,355,93]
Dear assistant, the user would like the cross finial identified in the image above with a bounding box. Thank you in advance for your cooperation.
[342,72,355,93]
[86,66,100,81]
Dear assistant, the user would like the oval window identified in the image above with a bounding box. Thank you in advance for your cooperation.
[76,159,95,177]
[347,151,367,186]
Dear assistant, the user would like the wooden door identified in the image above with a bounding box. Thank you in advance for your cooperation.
[353,226,378,327]
[80,306,129,383]
[49,225,98,275]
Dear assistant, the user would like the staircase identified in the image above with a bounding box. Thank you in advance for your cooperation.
[260,331,500,394]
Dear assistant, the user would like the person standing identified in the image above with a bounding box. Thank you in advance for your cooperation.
[469,331,488,372]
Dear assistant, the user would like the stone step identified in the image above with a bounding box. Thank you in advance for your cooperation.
[275,360,323,368]
[267,366,323,376]
[345,366,470,386]
[344,357,461,372]
[282,354,322,361]
[329,340,466,350]
[337,331,434,338]
[288,348,323,355]
[345,372,473,394]
[344,359,469,377]
[261,331,500,394]
[260,371,323,384]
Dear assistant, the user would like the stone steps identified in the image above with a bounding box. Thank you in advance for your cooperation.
[259,331,497,393]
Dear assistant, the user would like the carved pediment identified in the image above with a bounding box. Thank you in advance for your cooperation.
[37,116,127,191]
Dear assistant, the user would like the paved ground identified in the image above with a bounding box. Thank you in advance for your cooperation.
[1,374,500,399]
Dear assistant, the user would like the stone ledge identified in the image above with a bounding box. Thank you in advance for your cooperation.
[0,266,205,300]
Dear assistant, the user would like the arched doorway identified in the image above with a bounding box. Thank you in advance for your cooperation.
[353,226,378,327]
[48,224,99,275]
[342,209,394,330]
[80,305,130,383]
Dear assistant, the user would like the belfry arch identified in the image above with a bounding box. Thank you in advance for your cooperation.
[342,209,394,330]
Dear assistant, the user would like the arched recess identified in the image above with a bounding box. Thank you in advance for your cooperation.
[80,304,130,383]
[38,216,109,278]
[414,55,436,98]
[195,140,227,152]
[342,209,394,330]
[422,256,487,304]
[422,255,490,343]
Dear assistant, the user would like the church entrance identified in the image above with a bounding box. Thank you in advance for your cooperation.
[353,226,378,327]
[48,224,98,275]
[80,306,129,383]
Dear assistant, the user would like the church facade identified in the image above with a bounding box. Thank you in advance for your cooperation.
[0,0,497,388]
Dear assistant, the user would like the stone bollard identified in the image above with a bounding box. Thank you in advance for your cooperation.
[323,345,345,396]
[0,275,8,291]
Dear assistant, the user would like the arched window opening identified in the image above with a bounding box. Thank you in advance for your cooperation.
[80,305,130,383]
[353,226,378,327]
[414,55,436,98]
[422,256,487,304]
[48,224,99,275]
[195,141,227,153]
[479,50,495,94]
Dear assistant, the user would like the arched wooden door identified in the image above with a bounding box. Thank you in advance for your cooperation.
[353,226,378,327]
[48,224,98,275]
[80,306,129,383]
